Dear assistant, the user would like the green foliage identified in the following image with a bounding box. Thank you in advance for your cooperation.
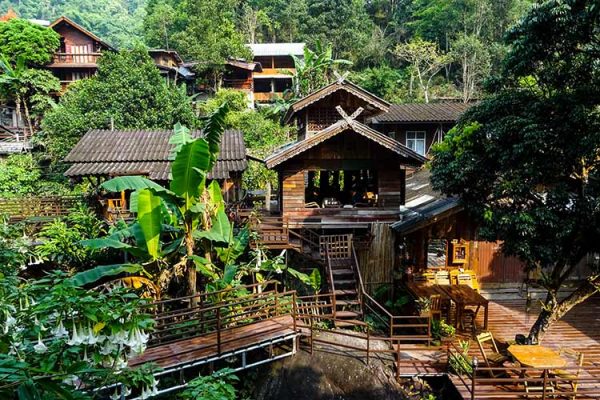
[40,46,197,162]
[431,319,455,340]
[0,269,155,399]
[448,340,473,375]
[33,204,105,270]
[0,18,59,66]
[2,0,146,47]
[350,65,409,102]
[179,368,238,400]
[0,154,40,197]
[292,40,352,97]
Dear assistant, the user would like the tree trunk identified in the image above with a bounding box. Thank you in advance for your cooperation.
[528,278,599,343]
[22,99,33,139]
[185,224,197,298]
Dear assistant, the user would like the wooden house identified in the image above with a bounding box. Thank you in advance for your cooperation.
[47,16,115,92]
[63,129,248,218]
[148,49,184,83]
[265,79,427,229]
[247,43,304,103]
[370,102,472,157]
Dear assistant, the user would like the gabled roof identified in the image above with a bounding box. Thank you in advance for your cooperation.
[64,129,247,180]
[283,80,391,123]
[265,118,427,169]
[371,102,472,124]
[148,49,183,64]
[49,16,115,51]
[226,59,262,72]
[248,43,305,57]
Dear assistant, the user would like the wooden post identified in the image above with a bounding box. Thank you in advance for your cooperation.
[366,326,370,365]
[542,369,548,400]
[216,307,222,355]
[471,357,478,400]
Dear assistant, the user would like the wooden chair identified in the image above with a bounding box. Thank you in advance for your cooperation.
[435,271,451,285]
[414,272,435,283]
[476,332,508,377]
[553,348,584,399]
[430,295,442,320]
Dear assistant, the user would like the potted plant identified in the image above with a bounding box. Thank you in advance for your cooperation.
[416,297,432,316]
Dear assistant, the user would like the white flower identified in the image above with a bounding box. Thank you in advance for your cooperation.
[67,322,83,346]
[51,320,68,338]
[62,375,81,387]
[99,340,117,355]
[33,334,47,354]
[3,314,16,334]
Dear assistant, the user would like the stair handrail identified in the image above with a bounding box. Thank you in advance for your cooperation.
[325,246,337,317]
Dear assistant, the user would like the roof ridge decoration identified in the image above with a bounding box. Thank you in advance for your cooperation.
[265,115,427,169]
[283,79,391,124]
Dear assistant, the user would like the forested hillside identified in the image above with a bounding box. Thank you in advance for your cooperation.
[1,0,533,102]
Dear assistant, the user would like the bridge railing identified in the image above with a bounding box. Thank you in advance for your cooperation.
[148,283,297,354]
[0,195,83,222]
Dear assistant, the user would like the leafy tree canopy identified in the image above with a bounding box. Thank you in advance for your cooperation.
[430,0,600,341]
[0,18,59,66]
[41,46,197,162]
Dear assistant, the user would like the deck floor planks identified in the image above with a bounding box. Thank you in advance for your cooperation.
[451,295,600,399]
[129,315,295,368]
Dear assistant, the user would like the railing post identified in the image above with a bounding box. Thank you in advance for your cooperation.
[366,325,370,365]
[216,307,222,355]
[471,357,478,400]
[542,369,548,400]
[274,292,279,317]
[310,315,314,355]
[292,292,297,332]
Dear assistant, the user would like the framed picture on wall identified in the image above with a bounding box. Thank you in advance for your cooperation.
[451,243,468,264]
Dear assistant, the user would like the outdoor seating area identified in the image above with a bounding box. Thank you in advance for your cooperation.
[404,270,487,334]
[445,295,600,399]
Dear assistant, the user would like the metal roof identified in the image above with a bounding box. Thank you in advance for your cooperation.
[64,129,247,180]
[391,196,463,234]
[247,43,305,57]
[371,102,472,124]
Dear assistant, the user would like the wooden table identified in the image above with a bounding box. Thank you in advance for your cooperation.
[404,282,449,300]
[438,284,489,330]
[508,345,567,394]
[508,345,567,369]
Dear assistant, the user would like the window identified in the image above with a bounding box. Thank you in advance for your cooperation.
[388,131,397,140]
[406,131,426,155]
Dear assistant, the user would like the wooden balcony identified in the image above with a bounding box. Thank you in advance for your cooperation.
[49,52,102,67]
[222,78,252,91]
[282,207,400,228]
[254,92,285,102]
[254,68,295,77]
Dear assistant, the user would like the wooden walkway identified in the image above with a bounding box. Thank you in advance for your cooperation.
[130,315,296,369]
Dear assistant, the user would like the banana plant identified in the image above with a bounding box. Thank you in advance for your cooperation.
[82,103,236,296]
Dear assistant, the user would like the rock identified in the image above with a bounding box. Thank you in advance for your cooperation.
[249,332,405,400]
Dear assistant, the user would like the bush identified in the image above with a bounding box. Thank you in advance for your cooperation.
[0,154,41,197]
[179,369,238,400]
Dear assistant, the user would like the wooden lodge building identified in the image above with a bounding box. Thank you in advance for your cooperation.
[64,129,248,218]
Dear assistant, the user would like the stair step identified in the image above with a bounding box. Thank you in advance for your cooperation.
[334,289,357,296]
[333,279,356,286]
[336,299,360,306]
[335,310,362,318]
[331,269,354,276]
[334,319,364,328]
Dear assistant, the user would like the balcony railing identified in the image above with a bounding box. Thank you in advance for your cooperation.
[52,52,102,65]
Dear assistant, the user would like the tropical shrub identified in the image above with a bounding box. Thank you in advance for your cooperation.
[179,368,238,400]
[0,154,40,198]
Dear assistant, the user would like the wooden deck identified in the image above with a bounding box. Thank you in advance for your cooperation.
[449,295,600,399]
[129,315,296,369]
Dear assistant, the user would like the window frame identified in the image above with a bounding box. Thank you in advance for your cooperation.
[406,130,427,155]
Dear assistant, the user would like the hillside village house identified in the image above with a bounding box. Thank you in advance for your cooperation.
[63,129,248,220]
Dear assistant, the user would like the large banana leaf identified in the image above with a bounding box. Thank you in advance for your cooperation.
[207,180,225,213]
[170,139,210,210]
[201,102,228,170]
[217,227,250,265]
[80,238,147,258]
[101,176,165,192]
[168,123,193,159]
[193,209,232,244]
[69,264,143,287]
[136,188,162,259]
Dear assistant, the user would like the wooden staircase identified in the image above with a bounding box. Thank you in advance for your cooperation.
[323,235,364,328]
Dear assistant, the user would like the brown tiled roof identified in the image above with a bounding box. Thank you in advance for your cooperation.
[283,80,391,123]
[371,102,472,124]
[265,119,427,169]
[64,129,247,180]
